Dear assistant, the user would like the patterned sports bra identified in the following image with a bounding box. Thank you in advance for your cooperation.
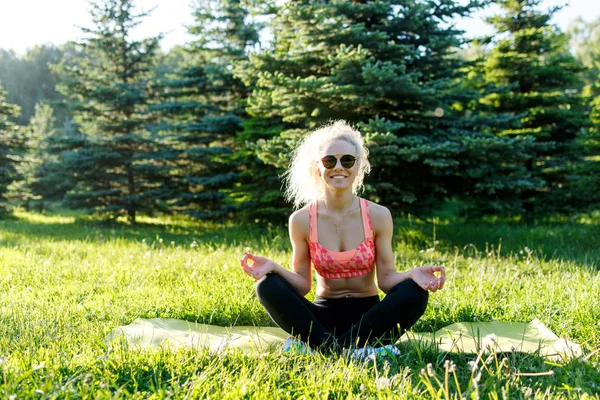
[308,197,376,279]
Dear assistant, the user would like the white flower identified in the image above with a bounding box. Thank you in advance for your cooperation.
[427,363,434,377]
[375,377,391,390]
[482,334,498,351]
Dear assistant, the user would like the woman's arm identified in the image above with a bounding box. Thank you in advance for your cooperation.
[373,204,446,293]
[240,210,312,296]
[373,205,412,293]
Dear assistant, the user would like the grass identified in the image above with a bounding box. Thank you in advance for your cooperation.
[0,210,599,398]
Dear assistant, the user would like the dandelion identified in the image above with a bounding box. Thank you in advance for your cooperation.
[427,363,434,377]
[190,241,198,248]
[482,334,498,351]
[375,377,391,390]
[468,360,477,373]
[445,360,456,373]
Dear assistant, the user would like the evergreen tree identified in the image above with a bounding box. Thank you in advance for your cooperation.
[480,0,589,217]
[575,69,600,211]
[0,84,24,217]
[7,103,77,210]
[237,0,539,216]
[6,103,53,210]
[55,0,168,223]
[153,0,263,219]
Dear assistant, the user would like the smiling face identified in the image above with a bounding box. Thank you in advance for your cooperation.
[318,139,359,192]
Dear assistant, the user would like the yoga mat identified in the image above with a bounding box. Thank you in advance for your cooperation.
[402,319,582,359]
[107,318,289,353]
[107,318,581,359]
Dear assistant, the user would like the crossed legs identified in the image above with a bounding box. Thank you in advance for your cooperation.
[255,273,428,350]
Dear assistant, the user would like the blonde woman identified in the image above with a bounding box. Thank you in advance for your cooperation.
[240,120,445,352]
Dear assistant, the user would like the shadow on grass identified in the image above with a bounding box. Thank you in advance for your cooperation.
[1,210,598,267]
[0,211,291,252]
[395,340,598,399]
[85,338,598,398]
[394,217,600,269]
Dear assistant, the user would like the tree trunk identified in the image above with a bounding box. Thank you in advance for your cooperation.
[128,166,136,224]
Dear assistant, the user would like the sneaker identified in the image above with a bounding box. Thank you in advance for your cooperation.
[282,337,315,355]
[350,344,401,362]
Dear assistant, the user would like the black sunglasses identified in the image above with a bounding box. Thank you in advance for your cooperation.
[320,154,357,169]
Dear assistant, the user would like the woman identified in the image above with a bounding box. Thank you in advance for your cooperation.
[240,121,445,352]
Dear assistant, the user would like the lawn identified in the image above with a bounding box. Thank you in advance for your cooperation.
[0,211,598,398]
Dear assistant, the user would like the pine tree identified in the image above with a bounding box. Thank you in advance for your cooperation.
[0,84,24,217]
[237,0,540,216]
[7,103,78,211]
[6,102,53,210]
[55,0,167,223]
[480,0,589,217]
[152,0,262,219]
[575,75,600,211]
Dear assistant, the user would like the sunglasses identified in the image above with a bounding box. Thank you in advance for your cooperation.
[320,154,357,169]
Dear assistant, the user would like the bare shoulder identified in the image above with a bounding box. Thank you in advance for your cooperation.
[364,199,393,234]
[364,199,392,221]
[289,206,310,236]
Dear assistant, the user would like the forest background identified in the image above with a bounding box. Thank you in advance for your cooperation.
[1,1,599,397]
[1,0,600,224]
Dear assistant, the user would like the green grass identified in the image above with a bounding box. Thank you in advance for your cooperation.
[0,210,599,398]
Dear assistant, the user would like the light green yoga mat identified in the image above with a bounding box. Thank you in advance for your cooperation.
[107,318,581,359]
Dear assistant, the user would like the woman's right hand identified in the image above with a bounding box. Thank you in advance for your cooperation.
[410,265,446,292]
[240,252,278,280]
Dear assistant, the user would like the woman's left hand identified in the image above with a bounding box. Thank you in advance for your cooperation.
[240,252,278,280]
[411,265,446,292]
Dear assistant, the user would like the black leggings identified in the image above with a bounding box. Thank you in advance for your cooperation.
[255,273,428,350]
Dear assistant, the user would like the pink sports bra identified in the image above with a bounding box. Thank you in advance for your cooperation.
[308,197,376,279]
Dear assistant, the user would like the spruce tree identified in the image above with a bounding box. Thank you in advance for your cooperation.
[6,103,53,210]
[237,0,539,216]
[153,0,262,219]
[7,103,78,210]
[480,0,589,217]
[55,0,166,223]
[0,84,23,216]
[575,75,600,211]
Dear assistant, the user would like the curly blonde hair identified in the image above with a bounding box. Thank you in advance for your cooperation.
[283,120,371,209]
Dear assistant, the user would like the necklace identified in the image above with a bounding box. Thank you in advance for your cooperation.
[322,197,357,235]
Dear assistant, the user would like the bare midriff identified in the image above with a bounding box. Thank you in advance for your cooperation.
[315,269,378,298]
